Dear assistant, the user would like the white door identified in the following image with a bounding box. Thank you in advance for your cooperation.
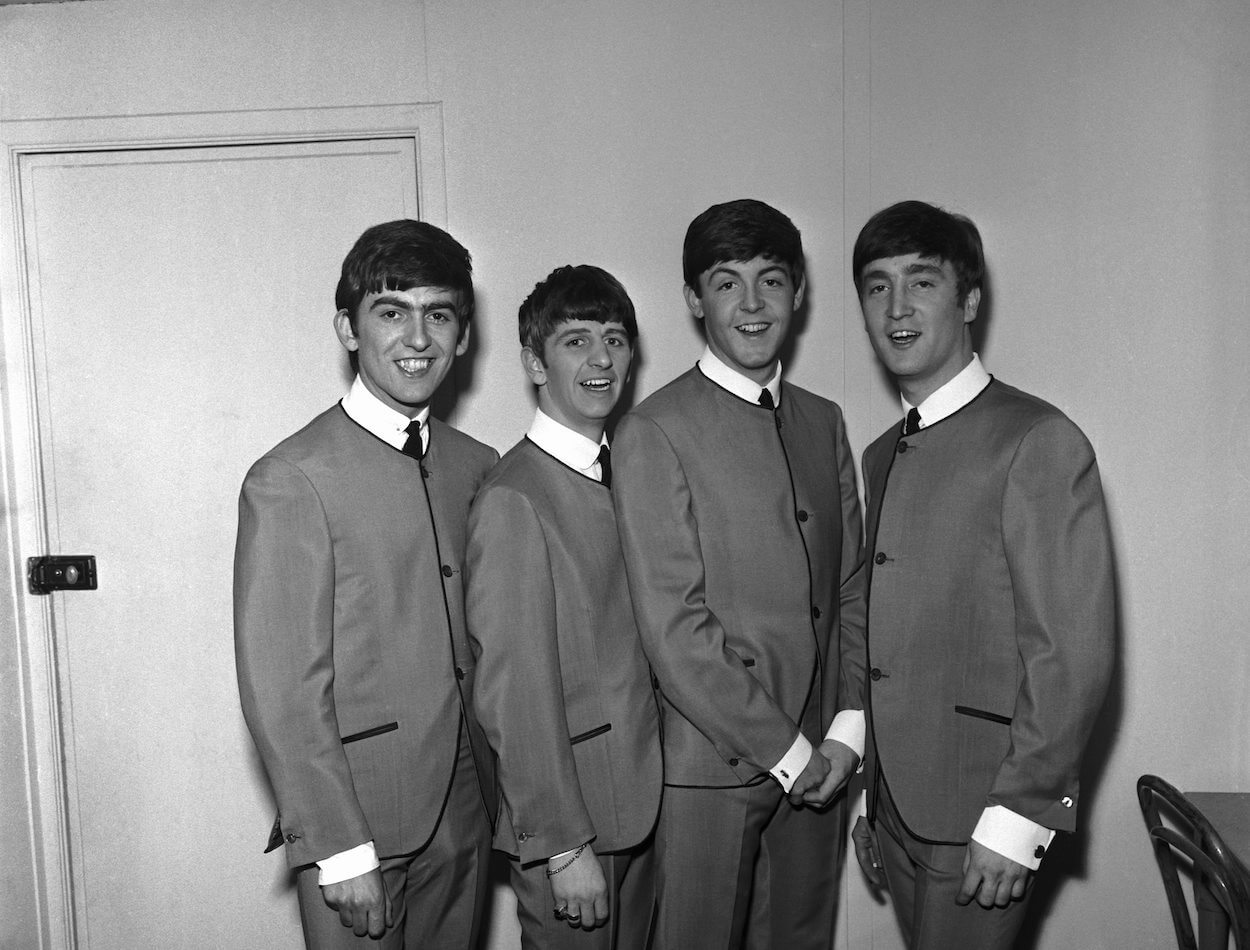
[16,135,422,949]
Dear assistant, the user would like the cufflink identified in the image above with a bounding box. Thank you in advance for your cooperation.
[1034,845,1046,860]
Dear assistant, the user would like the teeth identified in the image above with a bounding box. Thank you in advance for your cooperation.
[739,323,768,333]
[890,331,919,341]
[581,378,612,389]
[397,358,433,372]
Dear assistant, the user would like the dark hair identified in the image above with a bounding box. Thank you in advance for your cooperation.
[519,264,638,361]
[682,199,804,295]
[852,200,985,302]
[335,220,474,332]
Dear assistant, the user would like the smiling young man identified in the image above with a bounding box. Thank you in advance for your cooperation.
[235,220,499,949]
[611,199,868,949]
[849,200,1114,949]
[465,265,662,950]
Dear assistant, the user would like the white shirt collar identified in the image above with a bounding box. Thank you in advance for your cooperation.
[697,346,782,406]
[527,409,607,480]
[341,376,430,452]
[901,354,992,430]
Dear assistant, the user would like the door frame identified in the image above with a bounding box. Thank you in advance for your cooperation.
[0,103,447,949]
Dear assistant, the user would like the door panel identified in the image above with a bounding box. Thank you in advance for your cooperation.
[20,138,418,948]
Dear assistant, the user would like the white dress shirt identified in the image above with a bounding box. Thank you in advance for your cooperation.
[527,408,608,482]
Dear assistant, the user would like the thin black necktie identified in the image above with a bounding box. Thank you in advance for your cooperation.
[903,407,921,436]
[402,419,425,459]
[758,389,775,410]
[596,444,612,489]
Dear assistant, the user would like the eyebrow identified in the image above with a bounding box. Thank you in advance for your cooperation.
[861,260,946,282]
[368,293,460,314]
[709,263,788,280]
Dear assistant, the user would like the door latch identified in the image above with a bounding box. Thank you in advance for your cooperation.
[28,555,97,595]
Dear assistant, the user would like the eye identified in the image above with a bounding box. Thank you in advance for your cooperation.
[605,335,627,347]
[715,280,737,293]
[565,337,586,347]
[426,310,453,324]
[381,309,404,320]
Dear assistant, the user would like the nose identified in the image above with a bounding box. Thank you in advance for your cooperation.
[886,287,911,320]
[404,317,431,350]
[742,283,763,313]
[587,337,613,368]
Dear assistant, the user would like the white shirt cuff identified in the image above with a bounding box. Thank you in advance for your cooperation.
[770,732,813,793]
[824,709,865,762]
[971,806,1055,870]
[316,841,380,886]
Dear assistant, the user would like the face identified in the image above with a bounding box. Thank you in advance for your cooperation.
[334,285,470,416]
[858,254,979,405]
[523,319,633,442]
[684,256,804,385]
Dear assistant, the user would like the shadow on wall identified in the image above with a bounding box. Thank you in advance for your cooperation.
[1016,496,1126,950]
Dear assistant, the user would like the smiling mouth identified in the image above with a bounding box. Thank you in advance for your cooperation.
[397,358,434,374]
[580,377,614,393]
[888,330,920,344]
[737,323,770,335]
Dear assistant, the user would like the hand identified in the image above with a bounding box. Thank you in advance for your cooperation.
[852,816,887,890]
[801,739,858,807]
[549,845,609,930]
[956,839,1032,908]
[787,747,831,804]
[322,867,392,939]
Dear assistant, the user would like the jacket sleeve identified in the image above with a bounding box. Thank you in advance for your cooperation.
[834,408,869,716]
[466,484,596,865]
[991,415,1115,832]
[612,413,798,776]
[234,456,370,868]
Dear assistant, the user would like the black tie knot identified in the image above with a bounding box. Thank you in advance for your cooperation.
[596,444,612,489]
[402,419,425,459]
[758,389,775,410]
[903,408,921,436]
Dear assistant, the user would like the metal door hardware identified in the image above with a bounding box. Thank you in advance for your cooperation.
[28,555,97,595]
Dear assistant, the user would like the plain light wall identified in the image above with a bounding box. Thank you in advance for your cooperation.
[2,0,1247,948]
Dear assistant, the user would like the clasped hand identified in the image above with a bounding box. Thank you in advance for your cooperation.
[787,739,858,807]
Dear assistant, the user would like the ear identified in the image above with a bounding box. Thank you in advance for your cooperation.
[792,275,807,310]
[333,309,359,352]
[963,287,981,325]
[683,284,704,320]
[455,320,472,357]
[521,346,547,386]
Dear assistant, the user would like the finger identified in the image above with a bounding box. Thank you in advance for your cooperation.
[385,890,394,929]
[367,904,387,939]
[1011,874,1028,901]
[955,871,980,906]
[353,908,370,937]
[339,907,354,929]
[593,893,611,926]
[994,878,1014,909]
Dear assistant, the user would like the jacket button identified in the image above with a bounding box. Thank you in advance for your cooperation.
[518,832,532,841]
[285,832,299,843]
[441,564,453,577]
[728,757,740,767]
[812,605,822,619]
[897,441,909,454]
[454,666,465,680]
[651,674,660,690]
[870,668,883,681]
[874,552,888,565]
[797,510,809,522]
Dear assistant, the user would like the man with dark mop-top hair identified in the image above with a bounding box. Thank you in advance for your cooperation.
[849,199,1114,949]
[467,264,661,949]
[235,219,497,949]
[612,198,868,949]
